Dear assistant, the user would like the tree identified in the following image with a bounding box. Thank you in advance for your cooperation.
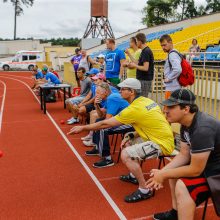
[3,0,34,40]
[173,0,197,20]
[142,0,173,27]
[205,0,220,13]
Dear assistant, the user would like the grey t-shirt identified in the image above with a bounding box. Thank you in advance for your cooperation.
[180,111,220,177]
[80,77,92,97]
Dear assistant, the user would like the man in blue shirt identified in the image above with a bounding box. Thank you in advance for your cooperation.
[32,66,44,90]
[42,68,61,84]
[105,38,126,86]
[71,48,82,87]
[80,82,134,168]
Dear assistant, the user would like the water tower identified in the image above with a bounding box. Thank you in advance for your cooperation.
[83,0,115,40]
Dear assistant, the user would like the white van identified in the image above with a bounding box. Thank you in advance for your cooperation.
[0,50,44,71]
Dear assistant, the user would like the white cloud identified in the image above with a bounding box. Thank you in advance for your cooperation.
[0,0,207,39]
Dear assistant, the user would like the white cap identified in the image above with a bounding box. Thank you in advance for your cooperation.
[117,78,141,90]
[97,54,105,59]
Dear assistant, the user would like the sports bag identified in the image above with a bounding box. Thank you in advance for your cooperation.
[168,50,195,87]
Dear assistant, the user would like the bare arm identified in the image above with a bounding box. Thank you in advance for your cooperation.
[68,117,123,135]
[88,56,97,65]
[120,59,126,77]
[125,49,138,64]
[162,142,191,170]
[79,91,92,106]
[128,61,149,72]
[146,142,211,189]
[94,103,106,118]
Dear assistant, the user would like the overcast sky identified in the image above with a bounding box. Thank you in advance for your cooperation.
[0,0,206,40]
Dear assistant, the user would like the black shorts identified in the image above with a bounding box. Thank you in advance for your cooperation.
[85,103,102,113]
[85,103,96,113]
[181,176,210,206]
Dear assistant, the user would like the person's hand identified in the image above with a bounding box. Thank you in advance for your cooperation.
[120,132,134,148]
[94,96,102,104]
[128,62,137,69]
[146,169,164,190]
[125,48,130,55]
[164,78,170,83]
[67,126,84,135]
[122,61,129,68]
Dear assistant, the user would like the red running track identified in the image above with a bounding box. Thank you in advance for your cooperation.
[0,71,218,220]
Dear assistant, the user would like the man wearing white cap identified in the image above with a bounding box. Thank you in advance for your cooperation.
[68,78,174,203]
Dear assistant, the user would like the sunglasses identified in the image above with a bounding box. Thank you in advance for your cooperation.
[120,87,132,91]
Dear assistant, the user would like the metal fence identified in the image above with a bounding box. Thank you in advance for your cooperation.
[150,66,220,121]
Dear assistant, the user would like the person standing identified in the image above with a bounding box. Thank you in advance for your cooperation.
[78,49,97,73]
[124,37,141,78]
[71,48,82,87]
[105,38,126,86]
[128,33,154,97]
[159,34,182,99]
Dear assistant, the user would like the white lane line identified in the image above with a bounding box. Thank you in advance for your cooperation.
[0,75,127,220]
[0,79,6,133]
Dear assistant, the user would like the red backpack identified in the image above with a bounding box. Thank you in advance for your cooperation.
[168,51,195,87]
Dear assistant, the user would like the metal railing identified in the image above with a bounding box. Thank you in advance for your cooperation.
[151,66,220,120]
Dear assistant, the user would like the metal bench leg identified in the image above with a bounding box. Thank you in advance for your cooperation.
[202,198,208,220]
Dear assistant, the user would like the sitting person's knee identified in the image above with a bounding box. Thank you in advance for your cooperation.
[121,149,130,163]
[175,179,187,199]
[79,106,85,114]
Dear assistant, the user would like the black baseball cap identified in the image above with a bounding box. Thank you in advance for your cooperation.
[161,89,196,106]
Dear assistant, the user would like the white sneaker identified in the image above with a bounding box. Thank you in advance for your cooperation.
[67,118,79,125]
[83,140,96,147]
[67,117,74,122]
[81,134,92,141]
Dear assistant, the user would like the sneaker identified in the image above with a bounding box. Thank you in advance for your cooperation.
[153,209,177,220]
[67,117,74,122]
[124,189,154,203]
[85,148,99,156]
[67,118,79,125]
[93,158,114,168]
[81,134,92,141]
[83,139,96,147]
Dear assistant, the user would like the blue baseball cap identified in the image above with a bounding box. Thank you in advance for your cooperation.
[86,68,99,75]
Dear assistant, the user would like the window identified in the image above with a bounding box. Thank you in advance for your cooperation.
[12,58,19,62]
[29,55,37,60]
[22,55,28,61]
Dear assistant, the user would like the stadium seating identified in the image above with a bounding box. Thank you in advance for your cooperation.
[90,21,220,63]
[150,21,220,61]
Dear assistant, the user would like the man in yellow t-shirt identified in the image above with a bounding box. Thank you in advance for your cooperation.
[68,78,174,203]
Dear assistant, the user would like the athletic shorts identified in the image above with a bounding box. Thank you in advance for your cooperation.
[85,103,101,113]
[65,95,84,105]
[85,103,96,113]
[125,140,162,160]
[181,176,210,206]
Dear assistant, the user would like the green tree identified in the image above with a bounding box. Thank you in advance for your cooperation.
[142,0,173,27]
[205,0,220,13]
[3,0,34,40]
[197,5,206,16]
[173,0,197,20]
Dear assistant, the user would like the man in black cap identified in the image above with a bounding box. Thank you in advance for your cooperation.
[146,89,220,220]
[70,48,82,87]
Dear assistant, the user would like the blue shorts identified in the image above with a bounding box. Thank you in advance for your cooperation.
[65,95,85,105]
